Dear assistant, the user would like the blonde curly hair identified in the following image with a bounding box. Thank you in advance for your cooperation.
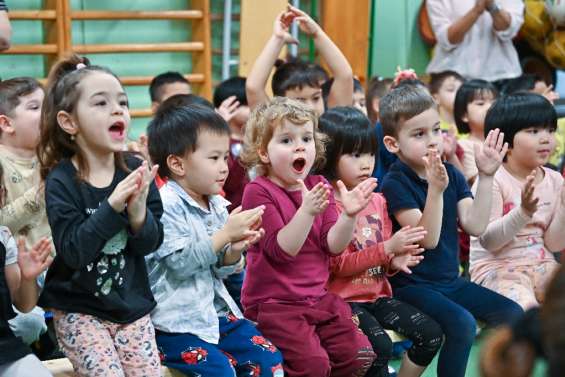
[240,97,326,176]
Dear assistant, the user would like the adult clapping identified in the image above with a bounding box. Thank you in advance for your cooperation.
[426,0,524,83]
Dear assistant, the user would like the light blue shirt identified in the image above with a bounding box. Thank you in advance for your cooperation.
[145,180,243,344]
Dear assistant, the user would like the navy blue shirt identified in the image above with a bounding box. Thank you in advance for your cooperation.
[381,159,472,288]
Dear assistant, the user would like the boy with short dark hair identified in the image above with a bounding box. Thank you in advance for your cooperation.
[149,71,191,113]
[146,104,283,377]
[379,84,523,377]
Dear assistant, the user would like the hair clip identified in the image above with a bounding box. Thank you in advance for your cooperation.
[393,66,418,87]
[76,63,86,70]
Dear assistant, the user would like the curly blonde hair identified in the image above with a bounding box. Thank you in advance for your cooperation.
[240,97,326,176]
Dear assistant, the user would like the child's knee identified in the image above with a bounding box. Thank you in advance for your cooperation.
[446,311,476,344]
[420,319,444,353]
[290,356,331,377]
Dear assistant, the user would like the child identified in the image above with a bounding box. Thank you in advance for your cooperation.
[379,84,523,377]
[365,77,393,125]
[145,104,283,377]
[453,79,498,184]
[213,76,251,211]
[320,106,443,377]
[321,78,367,116]
[429,71,464,135]
[36,55,164,376]
[149,71,191,113]
[246,5,353,114]
[470,93,563,310]
[0,161,52,377]
[240,97,377,377]
[0,77,51,346]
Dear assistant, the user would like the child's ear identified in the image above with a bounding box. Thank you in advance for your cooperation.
[462,112,469,123]
[258,148,270,165]
[56,110,78,137]
[0,115,15,135]
[151,101,160,114]
[166,154,185,177]
[383,135,399,153]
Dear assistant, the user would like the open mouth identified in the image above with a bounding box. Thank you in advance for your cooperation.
[109,121,126,140]
[292,157,306,173]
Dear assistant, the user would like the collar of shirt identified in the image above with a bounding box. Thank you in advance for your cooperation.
[166,180,231,214]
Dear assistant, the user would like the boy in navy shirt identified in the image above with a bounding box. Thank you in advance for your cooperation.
[379,85,523,377]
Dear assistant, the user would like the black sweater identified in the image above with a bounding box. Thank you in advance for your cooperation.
[38,158,163,323]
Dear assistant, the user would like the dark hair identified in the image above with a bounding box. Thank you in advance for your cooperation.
[37,54,128,181]
[159,93,214,113]
[213,76,247,108]
[484,93,556,148]
[148,104,230,178]
[318,107,377,181]
[428,70,464,95]
[379,85,436,137]
[454,79,498,134]
[149,71,190,103]
[500,74,544,96]
[272,60,327,96]
[321,78,363,110]
[0,77,42,117]
[366,76,393,124]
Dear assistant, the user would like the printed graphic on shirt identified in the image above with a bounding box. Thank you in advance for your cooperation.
[351,213,386,281]
[181,347,208,365]
[85,205,128,297]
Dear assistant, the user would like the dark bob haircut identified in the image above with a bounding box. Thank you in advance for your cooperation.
[147,104,230,178]
[272,60,327,96]
[484,92,557,149]
[318,106,377,181]
[213,76,247,108]
[454,79,498,134]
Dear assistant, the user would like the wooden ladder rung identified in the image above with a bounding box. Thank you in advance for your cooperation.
[1,44,58,54]
[130,109,153,118]
[121,73,205,86]
[8,10,58,20]
[73,42,204,54]
[71,10,203,20]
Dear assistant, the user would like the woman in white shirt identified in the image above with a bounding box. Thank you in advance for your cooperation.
[426,0,524,82]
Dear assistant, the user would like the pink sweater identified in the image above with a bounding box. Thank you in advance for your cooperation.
[328,193,394,303]
[240,175,339,320]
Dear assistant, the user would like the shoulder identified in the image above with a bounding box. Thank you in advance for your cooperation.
[45,160,76,187]
[543,167,564,188]
[159,182,185,212]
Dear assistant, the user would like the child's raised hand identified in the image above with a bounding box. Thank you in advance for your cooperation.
[288,5,321,38]
[336,177,377,217]
[273,10,298,44]
[521,171,539,217]
[17,237,53,281]
[299,180,331,216]
[384,226,427,256]
[216,96,240,123]
[390,249,424,274]
[231,228,265,254]
[474,128,508,176]
[127,161,159,222]
[423,149,449,192]
[442,132,457,160]
[108,165,146,212]
[222,206,265,243]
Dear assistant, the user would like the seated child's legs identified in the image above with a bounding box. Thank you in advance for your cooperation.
[533,260,560,304]
[8,306,47,345]
[479,268,538,309]
[350,303,392,377]
[255,293,375,377]
[53,311,161,377]
[156,315,283,377]
[0,354,52,377]
[394,285,478,377]
[364,297,443,368]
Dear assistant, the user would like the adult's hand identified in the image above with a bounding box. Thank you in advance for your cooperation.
[0,10,11,51]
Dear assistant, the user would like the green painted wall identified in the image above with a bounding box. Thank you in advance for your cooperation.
[0,0,238,139]
[369,0,430,79]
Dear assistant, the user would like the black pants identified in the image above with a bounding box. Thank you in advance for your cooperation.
[350,297,443,377]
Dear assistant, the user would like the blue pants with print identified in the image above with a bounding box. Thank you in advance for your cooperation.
[156,316,284,377]
[394,278,523,377]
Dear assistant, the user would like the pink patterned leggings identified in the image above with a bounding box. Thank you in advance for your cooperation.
[52,310,161,377]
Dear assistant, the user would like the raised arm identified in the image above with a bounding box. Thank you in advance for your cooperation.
[288,5,353,108]
[458,129,508,236]
[427,0,485,48]
[246,10,298,110]
[0,8,11,51]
